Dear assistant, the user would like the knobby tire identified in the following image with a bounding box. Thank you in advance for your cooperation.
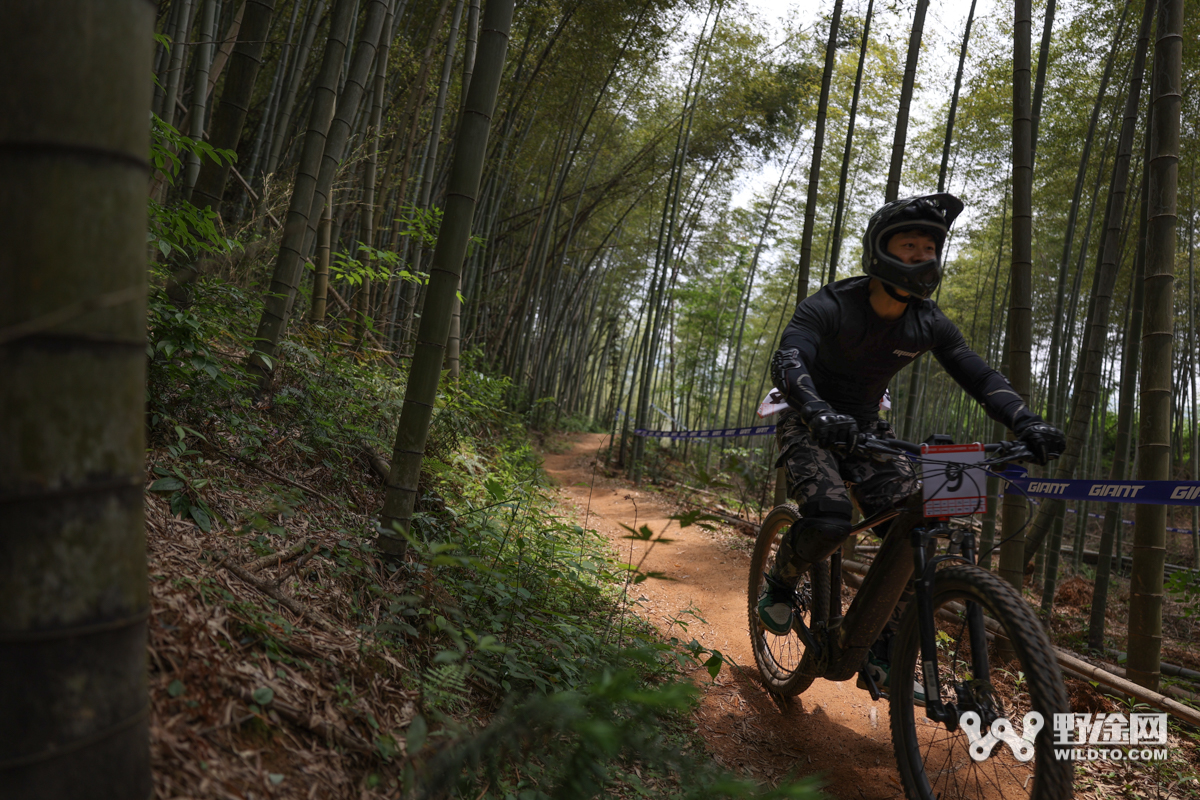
[889,563,1073,800]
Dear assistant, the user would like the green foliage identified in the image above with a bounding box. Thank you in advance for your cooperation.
[145,111,254,492]
[556,413,608,434]
[355,392,785,797]
[393,202,485,254]
[146,280,255,434]
[414,661,825,800]
[1165,570,1200,619]
[420,663,470,713]
[325,242,424,289]
[149,426,219,531]
[148,113,239,260]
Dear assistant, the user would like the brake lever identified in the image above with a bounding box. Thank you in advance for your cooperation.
[990,440,1033,464]
[854,434,906,459]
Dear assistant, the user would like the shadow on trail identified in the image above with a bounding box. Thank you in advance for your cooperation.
[697,664,905,798]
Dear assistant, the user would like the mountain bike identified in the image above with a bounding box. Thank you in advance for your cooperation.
[747,434,1072,800]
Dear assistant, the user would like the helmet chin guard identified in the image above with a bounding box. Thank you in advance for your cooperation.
[881,281,925,305]
[862,193,964,299]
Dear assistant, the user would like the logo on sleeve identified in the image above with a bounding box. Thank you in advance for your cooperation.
[893,349,919,358]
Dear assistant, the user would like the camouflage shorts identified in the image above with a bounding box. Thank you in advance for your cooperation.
[775,411,919,519]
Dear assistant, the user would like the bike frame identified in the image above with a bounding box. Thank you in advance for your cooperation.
[789,440,1017,731]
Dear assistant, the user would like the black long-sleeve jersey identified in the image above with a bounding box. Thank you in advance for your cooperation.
[779,276,1036,430]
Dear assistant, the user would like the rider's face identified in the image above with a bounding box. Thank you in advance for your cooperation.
[886,230,938,266]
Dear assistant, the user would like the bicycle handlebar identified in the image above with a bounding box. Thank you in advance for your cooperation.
[853,433,1033,464]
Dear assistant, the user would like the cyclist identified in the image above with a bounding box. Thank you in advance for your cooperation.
[758,192,1065,695]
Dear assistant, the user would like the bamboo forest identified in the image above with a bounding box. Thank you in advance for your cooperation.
[11,0,1200,796]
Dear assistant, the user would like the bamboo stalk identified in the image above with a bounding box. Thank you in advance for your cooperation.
[794,0,843,301]
[222,561,340,634]
[243,540,313,573]
[377,0,517,557]
[246,0,358,385]
[310,203,333,322]
[2,2,154,792]
[1129,0,1184,691]
[883,0,929,203]
[998,0,1034,593]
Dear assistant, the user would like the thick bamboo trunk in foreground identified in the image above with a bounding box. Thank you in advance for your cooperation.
[0,3,152,796]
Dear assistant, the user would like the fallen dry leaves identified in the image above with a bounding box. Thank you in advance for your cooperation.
[145,465,419,799]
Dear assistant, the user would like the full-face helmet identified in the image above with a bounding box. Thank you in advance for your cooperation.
[862,192,964,300]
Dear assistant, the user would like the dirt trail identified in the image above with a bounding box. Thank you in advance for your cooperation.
[542,433,906,799]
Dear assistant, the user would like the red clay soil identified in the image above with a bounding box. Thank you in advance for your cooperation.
[541,433,905,798]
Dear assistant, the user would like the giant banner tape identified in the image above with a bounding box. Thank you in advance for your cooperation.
[634,426,776,439]
[1006,477,1200,507]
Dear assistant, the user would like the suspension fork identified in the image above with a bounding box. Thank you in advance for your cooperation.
[961,533,992,688]
[912,523,959,729]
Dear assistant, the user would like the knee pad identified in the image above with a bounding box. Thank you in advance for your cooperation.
[800,496,854,522]
[795,514,853,544]
[785,513,853,567]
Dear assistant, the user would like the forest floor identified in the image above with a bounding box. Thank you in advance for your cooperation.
[539,432,1200,800]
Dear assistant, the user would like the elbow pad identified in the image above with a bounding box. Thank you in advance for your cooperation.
[770,348,802,395]
[771,347,831,417]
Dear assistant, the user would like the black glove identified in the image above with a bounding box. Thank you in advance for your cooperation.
[804,407,859,450]
[1016,420,1066,465]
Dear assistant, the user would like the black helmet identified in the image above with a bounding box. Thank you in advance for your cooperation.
[862,192,964,300]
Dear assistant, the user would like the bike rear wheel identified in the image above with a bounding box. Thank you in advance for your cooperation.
[889,563,1072,800]
[748,503,829,695]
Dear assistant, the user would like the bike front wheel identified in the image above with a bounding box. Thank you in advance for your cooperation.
[747,503,829,696]
[889,563,1072,800]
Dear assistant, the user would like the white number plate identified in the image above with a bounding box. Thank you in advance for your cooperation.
[920,443,989,517]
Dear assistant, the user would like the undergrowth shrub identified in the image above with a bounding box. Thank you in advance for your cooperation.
[143,120,822,800]
[415,660,825,800]
[386,495,820,800]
